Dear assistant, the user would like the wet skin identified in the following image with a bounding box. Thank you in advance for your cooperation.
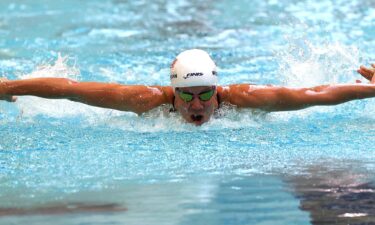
[174,86,219,126]
[1,63,375,126]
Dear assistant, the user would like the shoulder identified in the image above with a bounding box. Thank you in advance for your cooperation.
[217,84,278,107]
[159,86,174,105]
[217,84,260,101]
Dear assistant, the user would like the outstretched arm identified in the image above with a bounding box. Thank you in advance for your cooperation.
[224,83,375,111]
[221,64,375,111]
[0,78,174,114]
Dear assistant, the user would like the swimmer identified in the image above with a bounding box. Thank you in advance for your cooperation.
[1,49,375,125]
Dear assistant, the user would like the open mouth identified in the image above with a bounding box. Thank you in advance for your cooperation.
[191,114,203,122]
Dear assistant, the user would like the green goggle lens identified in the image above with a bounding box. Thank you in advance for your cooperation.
[178,90,215,102]
[179,92,194,102]
[199,90,215,101]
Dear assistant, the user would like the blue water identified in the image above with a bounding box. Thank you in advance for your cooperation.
[1,0,375,224]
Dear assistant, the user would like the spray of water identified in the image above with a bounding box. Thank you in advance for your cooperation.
[15,54,125,120]
[21,53,80,80]
[272,34,371,119]
[277,39,360,87]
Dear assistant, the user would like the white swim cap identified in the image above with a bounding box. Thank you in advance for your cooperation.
[170,49,218,88]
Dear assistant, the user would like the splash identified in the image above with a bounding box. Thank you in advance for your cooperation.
[272,35,370,119]
[21,53,80,80]
[15,54,125,119]
[99,105,263,133]
[276,39,360,87]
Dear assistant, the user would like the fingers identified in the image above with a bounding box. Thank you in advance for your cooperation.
[356,64,375,84]
[357,69,372,81]
[360,65,375,73]
[357,65,374,81]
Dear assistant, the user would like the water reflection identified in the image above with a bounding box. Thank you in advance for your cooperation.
[0,203,126,217]
[0,163,374,225]
[285,163,375,225]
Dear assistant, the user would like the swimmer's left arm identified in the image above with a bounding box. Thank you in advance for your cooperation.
[220,64,375,111]
[223,83,375,111]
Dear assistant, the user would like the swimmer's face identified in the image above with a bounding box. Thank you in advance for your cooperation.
[174,86,218,126]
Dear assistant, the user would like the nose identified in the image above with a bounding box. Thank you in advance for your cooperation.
[190,97,204,111]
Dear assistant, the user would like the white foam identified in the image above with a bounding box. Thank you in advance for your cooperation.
[20,53,80,80]
[270,33,368,120]
[88,29,141,38]
[277,40,360,87]
[92,103,265,133]
[15,54,127,119]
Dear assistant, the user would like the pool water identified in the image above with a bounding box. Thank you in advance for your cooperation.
[0,0,375,224]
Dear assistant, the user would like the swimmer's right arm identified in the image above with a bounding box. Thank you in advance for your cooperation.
[0,78,174,114]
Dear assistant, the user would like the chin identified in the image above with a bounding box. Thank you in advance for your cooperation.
[191,120,206,126]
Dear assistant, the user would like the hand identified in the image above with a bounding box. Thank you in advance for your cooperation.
[0,78,17,102]
[357,64,375,84]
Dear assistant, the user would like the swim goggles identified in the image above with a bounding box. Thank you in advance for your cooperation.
[176,87,216,102]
